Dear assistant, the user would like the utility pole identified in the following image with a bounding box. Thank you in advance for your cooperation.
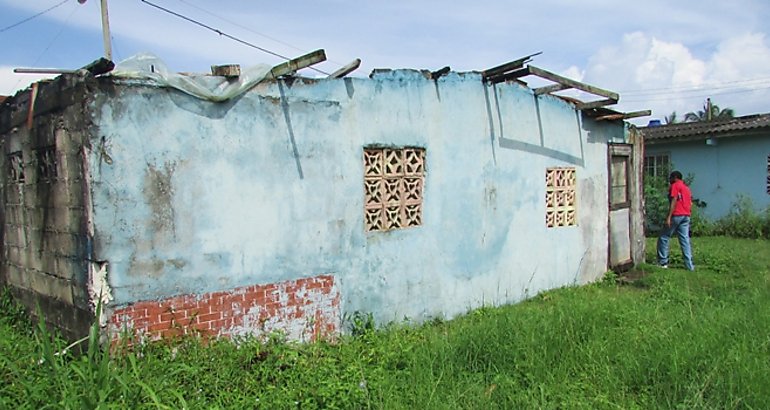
[79,0,112,60]
[99,0,112,60]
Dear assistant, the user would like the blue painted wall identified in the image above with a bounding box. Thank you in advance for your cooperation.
[646,134,770,219]
[88,70,626,325]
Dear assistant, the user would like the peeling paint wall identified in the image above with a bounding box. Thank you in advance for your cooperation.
[87,70,626,334]
[109,274,339,343]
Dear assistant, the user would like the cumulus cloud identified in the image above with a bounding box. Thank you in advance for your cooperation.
[582,32,770,124]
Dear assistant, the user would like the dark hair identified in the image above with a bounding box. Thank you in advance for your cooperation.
[669,170,683,181]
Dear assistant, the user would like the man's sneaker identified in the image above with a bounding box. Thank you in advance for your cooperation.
[660,264,668,269]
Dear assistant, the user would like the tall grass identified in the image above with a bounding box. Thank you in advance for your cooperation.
[1,236,769,408]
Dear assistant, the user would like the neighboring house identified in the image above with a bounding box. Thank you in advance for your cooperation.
[0,53,647,342]
[642,114,770,219]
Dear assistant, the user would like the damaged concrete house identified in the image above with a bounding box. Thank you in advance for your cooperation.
[0,51,649,342]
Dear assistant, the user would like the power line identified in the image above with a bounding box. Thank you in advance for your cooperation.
[622,85,770,103]
[5,1,81,94]
[0,0,72,33]
[139,0,330,75]
[176,1,316,57]
[174,0,346,67]
[620,77,770,96]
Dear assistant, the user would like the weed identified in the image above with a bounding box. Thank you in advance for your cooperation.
[1,237,770,408]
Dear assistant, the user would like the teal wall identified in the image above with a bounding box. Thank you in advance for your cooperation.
[88,70,625,325]
[646,134,770,219]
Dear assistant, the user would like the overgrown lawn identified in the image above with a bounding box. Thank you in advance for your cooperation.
[1,236,769,408]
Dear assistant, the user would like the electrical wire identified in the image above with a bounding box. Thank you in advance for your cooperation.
[175,0,343,64]
[5,0,81,94]
[139,0,330,75]
[620,77,770,96]
[0,0,72,33]
[621,84,770,103]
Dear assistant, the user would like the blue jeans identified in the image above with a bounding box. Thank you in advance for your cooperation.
[657,215,694,270]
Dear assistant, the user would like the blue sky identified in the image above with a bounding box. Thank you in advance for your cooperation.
[2,0,770,124]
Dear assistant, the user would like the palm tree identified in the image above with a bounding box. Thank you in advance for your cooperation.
[684,98,735,122]
[664,111,679,124]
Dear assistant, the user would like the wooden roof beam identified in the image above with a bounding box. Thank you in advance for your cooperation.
[267,49,326,79]
[485,67,531,84]
[481,52,542,81]
[528,65,619,101]
[534,83,570,95]
[576,98,617,110]
[593,110,652,121]
[328,58,361,79]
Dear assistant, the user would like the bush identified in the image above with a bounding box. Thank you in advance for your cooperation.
[713,195,770,239]
[644,173,708,236]
[643,174,670,235]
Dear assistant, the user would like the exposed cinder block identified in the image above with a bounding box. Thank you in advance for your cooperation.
[52,206,83,234]
[9,285,92,342]
[5,187,21,205]
[24,249,45,272]
[38,251,58,276]
[57,152,83,183]
[28,270,74,304]
[6,264,29,288]
[5,206,22,225]
[7,245,22,266]
[54,256,84,280]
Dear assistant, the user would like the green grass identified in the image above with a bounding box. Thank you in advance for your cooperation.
[2,236,769,409]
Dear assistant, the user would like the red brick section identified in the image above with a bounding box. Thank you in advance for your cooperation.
[108,275,340,343]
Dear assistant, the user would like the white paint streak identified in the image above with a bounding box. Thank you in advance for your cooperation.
[88,261,113,327]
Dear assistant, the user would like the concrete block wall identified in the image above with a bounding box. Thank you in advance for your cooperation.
[108,274,340,343]
[1,92,91,339]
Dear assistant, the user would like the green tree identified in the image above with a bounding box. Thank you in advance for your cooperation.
[664,111,679,124]
[684,98,735,122]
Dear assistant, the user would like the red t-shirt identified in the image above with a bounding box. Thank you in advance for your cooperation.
[670,180,692,216]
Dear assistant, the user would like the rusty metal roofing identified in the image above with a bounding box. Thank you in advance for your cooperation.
[641,113,770,144]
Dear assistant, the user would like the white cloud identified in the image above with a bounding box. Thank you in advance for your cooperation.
[582,32,770,124]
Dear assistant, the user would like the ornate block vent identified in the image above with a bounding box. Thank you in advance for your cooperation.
[7,152,24,183]
[364,147,425,232]
[546,167,577,228]
[36,146,58,183]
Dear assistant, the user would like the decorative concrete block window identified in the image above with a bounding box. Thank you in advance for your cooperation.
[364,147,425,232]
[644,154,670,178]
[7,152,24,183]
[546,167,577,228]
[35,146,58,183]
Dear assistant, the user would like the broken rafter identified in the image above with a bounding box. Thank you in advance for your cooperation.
[485,67,530,84]
[328,58,361,79]
[481,52,542,81]
[594,110,652,121]
[267,49,326,79]
[576,99,617,110]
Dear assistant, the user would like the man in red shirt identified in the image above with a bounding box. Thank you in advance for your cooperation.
[656,170,695,270]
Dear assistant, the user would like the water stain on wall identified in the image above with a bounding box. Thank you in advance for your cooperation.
[143,162,176,237]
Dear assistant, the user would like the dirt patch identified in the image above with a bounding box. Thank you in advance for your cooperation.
[617,269,652,286]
